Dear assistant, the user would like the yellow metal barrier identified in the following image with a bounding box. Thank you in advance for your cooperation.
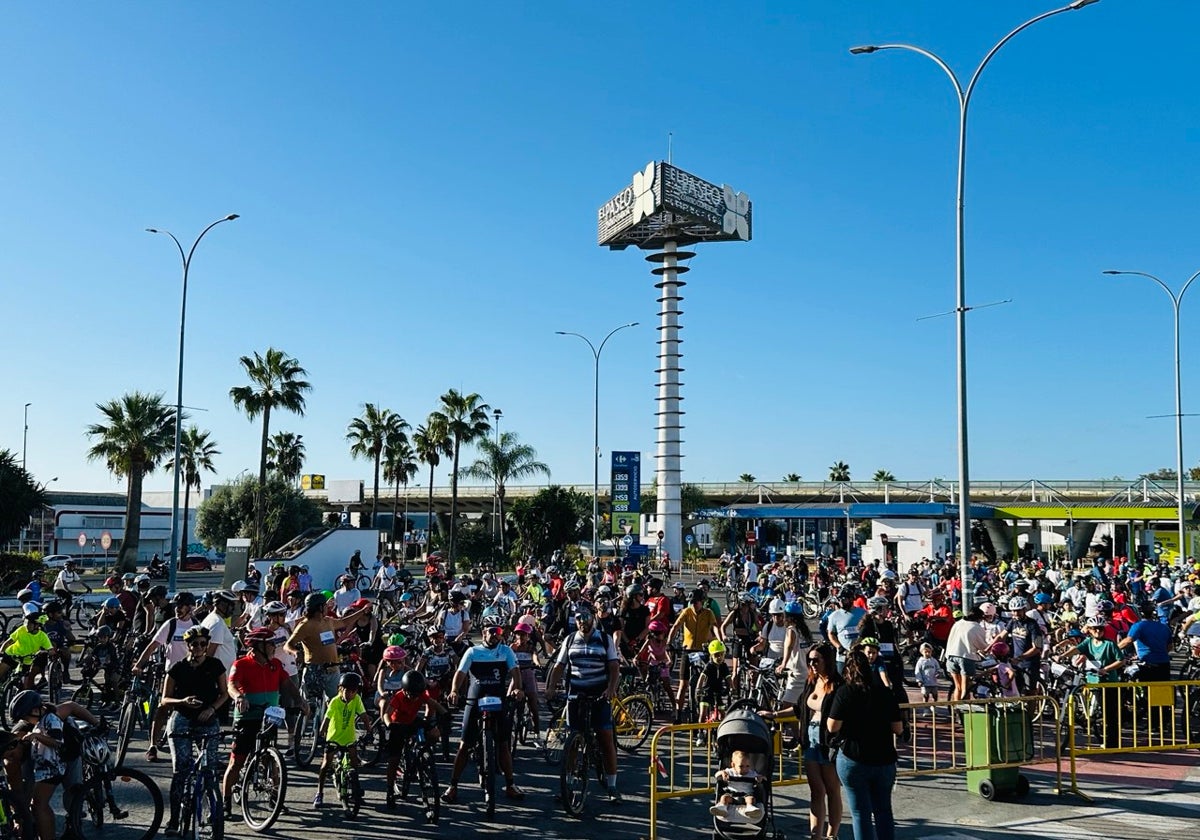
[1064,678,1200,799]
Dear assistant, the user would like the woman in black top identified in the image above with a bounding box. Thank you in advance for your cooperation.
[827,648,903,840]
[162,625,228,835]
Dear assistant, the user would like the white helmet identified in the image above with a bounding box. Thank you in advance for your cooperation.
[231,581,248,594]
[881,569,897,580]
[768,598,785,615]
[1007,596,1029,611]
[82,735,113,769]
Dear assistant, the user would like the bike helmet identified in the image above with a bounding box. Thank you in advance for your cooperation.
[647,620,667,633]
[242,582,261,595]
[1097,599,1115,613]
[708,639,726,655]
[881,569,897,580]
[16,589,33,602]
[596,585,613,598]
[672,581,686,591]
[952,609,964,619]
[856,637,880,649]
[382,645,407,662]
[122,572,136,582]
[338,672,363,690]
[8,690,42,721]
[103,596,121,610]
[22,606,41,620]
[149,585,168,600]
[783,601,805,617]
[1007,596,1029,611]
[181,625,210,643]
[482,613,506,629]
[104,576,120,587]
[514,620,535,634]
[1066,628,1083,639]
[980,602,996,617]
[263,601,287,616]
[400,670,426,694]
[399,591,414,602]
[212,589,237,605]
[387,632,407,646]
[172,592,196,607]
[768,598,785,615]
[304,592,327,612]
[231,581,248,594]
[1085,616,1107,629]
[565,579,582,592]
[135,574,150,586]
[867,596,889,613]
[990,641,1011,658]
[625,584,644,598]
[1033,592,1053,605]
[245,627,276,646]
[82,734,112,768]
[43,600,64,615]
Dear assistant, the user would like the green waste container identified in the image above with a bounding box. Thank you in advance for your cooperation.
[962,703,1033,800]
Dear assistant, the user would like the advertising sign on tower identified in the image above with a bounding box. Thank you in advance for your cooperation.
[610,451,641,537]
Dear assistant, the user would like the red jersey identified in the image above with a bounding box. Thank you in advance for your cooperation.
[387,688,433,725]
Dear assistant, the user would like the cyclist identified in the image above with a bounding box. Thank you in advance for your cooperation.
[668,588,720,723]
[285,592,371,701]
[233,581,265,631]
[384,670,447,809]
[41,600,78,681]
[721,593,762,682]
[131,591,199,762]
[161,625,229,836]
[223,626,308,820]
[416,628,456,760]
[24,569,46,605]
[94,596,130,639]
[545,603,623,803]
[348,550,366,579]
[998,596,1045,696]
[332,575,361,616]
[0,609,52,689]
[376,643,409,725]
[696,638,733,727]
[444,614,525,804]
[510,619,542,740]
[200,590,240,675]
[52,560,92,614]
[314,671,370,809]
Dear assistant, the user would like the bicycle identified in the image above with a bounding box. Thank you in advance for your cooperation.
[558,694,607,818]
[0,735,34,840]
[473,695,504,817]
[392,717,440,824]
[68,597,101,631]
[293,665,330,769]
[329,744,364,819]
[170,729,224,840]
[114,669,161,769]
[66,729,164,840]
[729,656,784,715]
[231,705,289,832]
[611,693,653,753]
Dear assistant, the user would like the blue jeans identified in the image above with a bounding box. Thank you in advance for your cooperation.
[835,752,896,840]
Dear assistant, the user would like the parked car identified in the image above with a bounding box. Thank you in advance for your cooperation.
[181,555,213,572]
[42,555,74,569]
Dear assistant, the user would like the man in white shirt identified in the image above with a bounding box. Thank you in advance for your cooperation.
[201,590,240,673]
[332,575,361,616]
[743,556,759,588]
[233,581,266,630]
[53,560,92,610]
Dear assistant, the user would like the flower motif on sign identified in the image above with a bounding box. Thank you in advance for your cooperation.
[632,162,657,222]
[722,185,750,239]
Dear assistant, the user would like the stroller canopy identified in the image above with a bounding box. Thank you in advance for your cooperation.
[716,709,773,757]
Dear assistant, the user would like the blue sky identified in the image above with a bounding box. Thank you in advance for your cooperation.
[4,1,1199,495]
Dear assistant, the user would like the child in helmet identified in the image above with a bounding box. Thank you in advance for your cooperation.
[636,619,673,690]
[383,670,447,809]
[989,641,1020,698]
[314,671,369,808]
[696,640,732,725]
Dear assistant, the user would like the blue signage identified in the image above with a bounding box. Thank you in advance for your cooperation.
[610,451,641,537]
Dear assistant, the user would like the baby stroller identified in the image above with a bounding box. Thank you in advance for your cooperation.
[711,709,776,840]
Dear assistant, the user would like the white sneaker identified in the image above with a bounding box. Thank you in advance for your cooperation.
[742,804,763,819]
[709,804,728,817]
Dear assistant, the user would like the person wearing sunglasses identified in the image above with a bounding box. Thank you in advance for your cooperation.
[799,643,843,840]
[161,625,228,836]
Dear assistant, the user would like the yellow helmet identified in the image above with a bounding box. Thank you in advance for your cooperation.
[708,639,726,655]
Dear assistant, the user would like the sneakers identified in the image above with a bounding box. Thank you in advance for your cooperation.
[145,746,159,762]
[607,787,623,804]
[709,803,727,817]
[312,792,324,809]
[743,804,763,819]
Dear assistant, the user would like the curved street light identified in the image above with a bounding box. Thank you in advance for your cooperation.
[556,322,639,558]
[147,214,239,591]
[1103,268,1200,566]
[851,1,1099,607]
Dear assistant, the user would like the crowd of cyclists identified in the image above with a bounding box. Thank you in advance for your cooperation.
[0,544,1197,838]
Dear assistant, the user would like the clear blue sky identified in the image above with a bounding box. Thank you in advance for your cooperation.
[4,1,1198,495]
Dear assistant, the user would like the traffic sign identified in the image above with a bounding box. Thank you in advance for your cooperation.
[77,532,87,548]
[621,535,634,547]
[685,534,694,545]
[657,530,665,540]
[100,531,112,550]
[746,533,757,544]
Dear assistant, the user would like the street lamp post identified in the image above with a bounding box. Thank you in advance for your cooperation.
[492,407,502,552]
[147,214,239,591]
[556,322,639,558]
[1103,269,1200,567]
[22,403,30,472]
[851,0,1099,609]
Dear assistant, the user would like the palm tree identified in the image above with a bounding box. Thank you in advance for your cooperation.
[383,437,419,549]
[873,469,896,483]
[462,431,551,555]
[829,461,851,481]
[430,390,492,573]
[782,473,802,482]
[85,392,177,572]
[165,426,220,555]
[738,473,756,484]
[229,348,312,555]
[413,417,451,551]
[267,431,306,484]
[347,404,409,529]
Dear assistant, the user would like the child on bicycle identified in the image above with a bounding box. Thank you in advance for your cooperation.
[384,670,446,809]
[696,639,732,725]
[510,620,543,741]
[314,671,370,809]
[636,619,673,689]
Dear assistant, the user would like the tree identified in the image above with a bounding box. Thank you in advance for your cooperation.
[267,431,306,484]
[383,436,419,548]
[1189,466,1200,481]
[85,392,177,572]
[164,426,220,554]
[0,450,46,546]
[195,475,323,555]
[872,469,896,483]
[229,348,312,555]
[739,473,757,483]
[829,461,851,481]
[347,404,409,530]
[782,473,802,482]
[430,390,492,574]
[1143,467,1178,481]
[413,416,452,548]
[509,486,591,561]
[461,431,550,554]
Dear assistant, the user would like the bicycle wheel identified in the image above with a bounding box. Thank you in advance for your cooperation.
[417,748,440,824]
[48,657,65,704]
[293,708,320,769]
[480,728,496,817]
[542,717,567,765]
[342,767,362,819]
[357,716,382,768]
[0,681,20,728]
[614,696,652,753]
[240,748,287,832]
[70,768,164,840]
[191,775,224,840]
[558,732,589,818]
[115,701,138,768]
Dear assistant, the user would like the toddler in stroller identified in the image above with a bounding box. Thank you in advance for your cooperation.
[710,709,775,839]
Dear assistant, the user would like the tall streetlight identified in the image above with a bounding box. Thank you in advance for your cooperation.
[556,322,639,558]
[22,403,30,472]
[1103,269,1200,567]
[147,214,239,591]
[851,0,1099,608]
[492,407,502,550]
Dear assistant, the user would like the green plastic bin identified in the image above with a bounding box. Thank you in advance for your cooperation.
[962,703,1033,800]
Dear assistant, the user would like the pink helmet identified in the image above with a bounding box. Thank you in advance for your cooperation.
[383,645,407,662]
[989,641,1010,658]
[648,620,667,633]
[514,620,535,634]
